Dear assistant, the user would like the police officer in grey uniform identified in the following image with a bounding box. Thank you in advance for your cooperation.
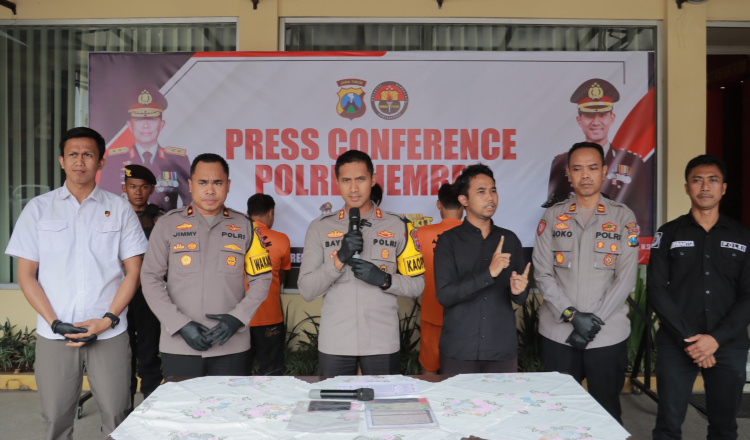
[533,142,639,424]
[100,87,192,212]
[141,153,272,378]
[298,150,425,376]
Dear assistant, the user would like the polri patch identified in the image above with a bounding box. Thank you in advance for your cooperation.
[602,222,617,233]
[537,220,547,236]
[721,241,747,252]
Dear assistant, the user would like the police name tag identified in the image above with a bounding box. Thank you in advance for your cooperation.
[721,241,747,252]
[670,241,695,249]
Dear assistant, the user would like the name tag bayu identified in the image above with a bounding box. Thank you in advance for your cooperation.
[721,241,747,252]
[670,241,695,249]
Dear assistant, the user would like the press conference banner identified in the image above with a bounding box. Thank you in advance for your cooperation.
[90,51,655,263]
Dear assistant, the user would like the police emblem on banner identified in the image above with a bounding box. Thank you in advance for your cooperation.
[371,81,409,120]
[336,79,367,120]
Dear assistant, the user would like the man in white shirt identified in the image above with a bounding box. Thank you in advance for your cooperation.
[5,127,148,440]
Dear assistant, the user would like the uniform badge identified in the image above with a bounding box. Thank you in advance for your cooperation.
[338,209,346,220]
[226,224,242,232]
[336,79,367,120]
[379,264,388,272]
[371,81,409,120]
[568,203,577,212]
[375,208,383,219]
[223,208,230,217]
[603,254,615,266]
[555,252,565,264]
[226,256,237,267]
[381,249,390,259]
[625,222,637,229]
[652,232,663,249]
[602,222,617,232]
[610,243,618,252]
[597,204,606,213]
[180,255,192,266]
[327,230,344,238]
[254,227,267,249]
[176,223,193,230]
[188,242,197,250]
[554,222,570,230]
[556,214,571,221]
[628,235,639,247]
[186,206,194,216]
[105,211,110,217]
[410,229,422,252]
[224,244,242,251]
[537,220,547,236]
[377,230,395,238]
[173,243,185,251]
[596,241,604,249]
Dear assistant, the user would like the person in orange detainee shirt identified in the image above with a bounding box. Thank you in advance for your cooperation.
[416,183,464,374]
[246,194,292,375]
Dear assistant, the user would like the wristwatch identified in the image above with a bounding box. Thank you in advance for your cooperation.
[562,307,577,322]
[103,312,120,329]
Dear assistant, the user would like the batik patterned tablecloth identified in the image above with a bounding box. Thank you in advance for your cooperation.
[110,372,631,440]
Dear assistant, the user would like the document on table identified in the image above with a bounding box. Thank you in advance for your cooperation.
[364,398,439,430]
[336,381,419,397]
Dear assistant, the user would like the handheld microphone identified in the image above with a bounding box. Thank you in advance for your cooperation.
[349,207,361,259]
[308,388,375,401]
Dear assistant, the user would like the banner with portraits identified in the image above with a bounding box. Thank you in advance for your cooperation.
[90,51,655,265]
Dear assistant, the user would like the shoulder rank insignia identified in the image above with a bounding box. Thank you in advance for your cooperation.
[186,206,194,216]
[597,204,606,213]
[223,208,230,217]
[375,208,383,219]
[338,209,346,220]
[107,147,129,156]
[568,203,577,212]
[163,146,186,156]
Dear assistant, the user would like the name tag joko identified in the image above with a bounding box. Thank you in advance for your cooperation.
[670,241,695,249]
[721,241,747,252]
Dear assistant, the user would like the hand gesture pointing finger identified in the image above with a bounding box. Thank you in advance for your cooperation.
[489,236,511,277]
[510,262,531,295]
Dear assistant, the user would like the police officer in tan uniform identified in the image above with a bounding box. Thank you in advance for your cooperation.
[533,142,638,424]
[141,153,272,378]
[298,150,425,376]
[545,78,652,235]
[100,87,192,212]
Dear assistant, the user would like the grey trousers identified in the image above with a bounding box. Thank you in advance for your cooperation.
[36,331,131,440]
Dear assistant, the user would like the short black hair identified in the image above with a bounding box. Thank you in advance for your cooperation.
[684,154,727,182]
[59,127,106,160]
[370,183,383,206]
[567,141,605,165]
[437,182,462,210]
[335,150,374,178]
[453,164,494,197]
[190,153,229,178]
[247,193,275,218]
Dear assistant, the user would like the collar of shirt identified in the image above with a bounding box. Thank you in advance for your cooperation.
[135,143,159,163]
[58,183,104,205]
[684,211,731,232]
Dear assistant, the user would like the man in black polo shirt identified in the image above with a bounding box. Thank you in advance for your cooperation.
[434,164,530,374]
[648,154,750,440]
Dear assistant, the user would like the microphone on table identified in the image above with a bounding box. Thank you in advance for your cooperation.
[308,388,375,401]
[349,207,361,259]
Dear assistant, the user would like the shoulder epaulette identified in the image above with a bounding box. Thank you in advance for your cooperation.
[163,146,187,156]
[107,147,129,156]
[317,211,339,221]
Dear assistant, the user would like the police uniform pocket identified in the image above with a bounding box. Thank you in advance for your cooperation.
[720,245,746,273]
[551,238,573,269]
[38,221,67,252]
[169,239,200,273]
[91,221,121,255]
[669,246,695,259]
[218,241,245,275]
[593,239,621,270]
[369,244,396,273]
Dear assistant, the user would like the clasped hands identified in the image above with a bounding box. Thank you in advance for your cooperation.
[565,309,606,350]
[52,318,111,347]
[178,314,244,352]
[684,334,719,369]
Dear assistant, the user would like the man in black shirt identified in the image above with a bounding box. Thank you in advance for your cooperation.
[435,164,530,374]
[648,154,750,440]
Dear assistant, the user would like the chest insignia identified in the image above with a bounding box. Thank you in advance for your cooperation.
[176,223,193,230]
[382,248,390,259]
[610,243,618,252]
[377,230,395,238]
[327,230,344,238]
[556,214,571,222]
[596,241,604,249]
[721,241,747,252]
[603,254,615,266]
[670,241,695,249]
[224,244,242,251]
[554,222,570,230]
[226,256,237,267]
[226,224,242,232]
[173,243,185,251]
[180,255,192,266]
[379,264,388,272]
[537,219,547,236]
[555,252,565,264]
[188,242,197,250]
[602,222,617,233]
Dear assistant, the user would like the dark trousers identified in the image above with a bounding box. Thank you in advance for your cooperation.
[247,322,286,376]
[440,354,517,375]
[126,289,162,402]
[162,350,249,378]
[653,343,746,440]
[541,337,627,424]
[317,351,399,376]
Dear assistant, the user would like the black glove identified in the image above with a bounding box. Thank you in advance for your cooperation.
[72,334,98,346]
[337,230,363,264]
[570,312,605,341]
[204,314,244,346]
[566,329,589,350]
[178,321,212,351]
[348,258,391,289]
[51,320,88,337]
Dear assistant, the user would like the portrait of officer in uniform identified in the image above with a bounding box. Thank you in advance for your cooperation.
[545,78,652,235]
[533,141,639,424]
[99,87,192,212]
[298,150,425,376]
